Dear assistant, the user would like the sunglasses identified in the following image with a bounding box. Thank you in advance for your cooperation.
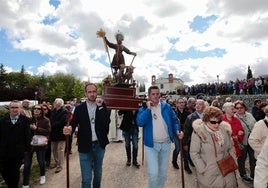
[209,120,222,124]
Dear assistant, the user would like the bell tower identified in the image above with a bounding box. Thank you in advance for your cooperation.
[152,75,156,85]
[168,73,173,83]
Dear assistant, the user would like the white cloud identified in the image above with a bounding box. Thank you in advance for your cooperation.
[0,0,268,88]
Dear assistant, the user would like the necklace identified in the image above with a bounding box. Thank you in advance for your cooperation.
[88,105,96,124]
[90,110,95,123]
[151,106,158,120]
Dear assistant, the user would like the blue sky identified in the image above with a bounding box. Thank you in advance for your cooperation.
[0,30,49,72]
[0,0,267,87]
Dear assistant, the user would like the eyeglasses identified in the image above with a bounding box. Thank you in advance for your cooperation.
[34,108,41,110]
[209,120,222,124]
[235,106,244,109]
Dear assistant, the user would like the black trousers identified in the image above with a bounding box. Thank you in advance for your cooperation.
[1,157,23,188]
[237,144,256,178]
[45,140,51,166]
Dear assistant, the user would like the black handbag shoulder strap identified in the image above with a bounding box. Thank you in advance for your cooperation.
[264,119,268,128]
[238,117,251,133]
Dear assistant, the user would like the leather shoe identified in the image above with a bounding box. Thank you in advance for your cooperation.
[241,174,253,183]
[133,161,140,168]
[172,161,179,169]
[49,164,57,169]
[126,161,131,166]
[114,140,123,143]
[55,166,62,173]
[184,166,192,174]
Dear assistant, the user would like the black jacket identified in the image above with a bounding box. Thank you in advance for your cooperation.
[50,107,68,141]
[118,110,139,132]
[0,114,31,160]
[71,101,110,152]
[183,111,201,146]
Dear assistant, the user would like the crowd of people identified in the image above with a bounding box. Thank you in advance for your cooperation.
[0,84,268,188]
[0,98,77,188]
[177,76,268,96]
[169,93,268,188]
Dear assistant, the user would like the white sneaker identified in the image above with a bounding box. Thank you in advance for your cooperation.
[40,176,46,185]
[22,186,29,188]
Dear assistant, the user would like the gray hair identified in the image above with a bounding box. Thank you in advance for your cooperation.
[187,97,196,104]
[222,102,234,112]
[54,98,64,107]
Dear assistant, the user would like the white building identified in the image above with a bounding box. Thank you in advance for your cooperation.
[151,74,184,94]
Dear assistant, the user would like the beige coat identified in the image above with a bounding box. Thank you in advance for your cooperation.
[190,119,238,188]
[248,117,268,158]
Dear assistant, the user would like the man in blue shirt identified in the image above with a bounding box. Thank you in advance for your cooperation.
[137,86,183,188]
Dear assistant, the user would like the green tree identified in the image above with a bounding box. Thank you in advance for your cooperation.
[0,64,7,87]
[19,65,30,89]
[0,63,95,102]
[247,66,253,80]
[28,74,48,102]
[6,72,21,89]
[139,82,146,92]
[72,80,85,99]
[46,73,80,101]
[46,82,65,100]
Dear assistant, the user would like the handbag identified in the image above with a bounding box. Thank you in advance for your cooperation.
[211,135,238,177]
[217,155,238,177]
[31,135,48,146]
[30,119,48,146]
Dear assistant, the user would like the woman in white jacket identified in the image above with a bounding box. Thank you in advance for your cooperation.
[254,137,268,188]
[248,105,268,159]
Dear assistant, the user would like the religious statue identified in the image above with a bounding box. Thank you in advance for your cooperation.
[97,29,136,84]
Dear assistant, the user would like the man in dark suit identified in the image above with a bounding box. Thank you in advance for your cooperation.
[183,99,206,174]
[0,100,31,188]
[64,83,110,188]
[118,110,140,168]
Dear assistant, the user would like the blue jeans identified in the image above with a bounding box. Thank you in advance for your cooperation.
[145,140,171,188]
[79,143,105,188]
[23,148,46,185]
[123,125,139,162]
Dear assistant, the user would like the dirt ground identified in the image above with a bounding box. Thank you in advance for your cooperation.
[0,136,253,188]
[30,136,252,188]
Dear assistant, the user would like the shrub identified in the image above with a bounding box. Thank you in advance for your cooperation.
[0,109,9,118]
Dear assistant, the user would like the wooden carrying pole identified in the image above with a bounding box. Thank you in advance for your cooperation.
[142,129,144,165]
[66,133,70,188]
[179,119,185,188]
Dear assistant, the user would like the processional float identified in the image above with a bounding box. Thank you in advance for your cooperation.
[96,28,145,110]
